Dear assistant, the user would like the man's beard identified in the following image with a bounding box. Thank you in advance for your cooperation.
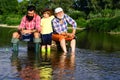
[57,15,64,20]
[26,15,34,21]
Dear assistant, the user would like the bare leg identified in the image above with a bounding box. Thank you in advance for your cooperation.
[70,39,76,53]
[60,39,67,53]
[47,45,51,59]
[11,32,20,52]
[47,45,51,52]
[41,45,46,53]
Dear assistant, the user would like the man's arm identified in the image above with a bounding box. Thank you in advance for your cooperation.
[65,14,77,37]
[65,14,77,29]
[18,16,26,30]
[72,28,76,35]
[35,15,41,32]
[52,19,62,34]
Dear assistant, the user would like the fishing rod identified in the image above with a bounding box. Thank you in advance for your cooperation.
[75,28,86,35]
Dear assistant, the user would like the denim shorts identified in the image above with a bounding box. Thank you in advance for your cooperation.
[21,33,34,42]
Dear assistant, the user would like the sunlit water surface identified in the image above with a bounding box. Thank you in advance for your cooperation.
[0,46,120,80]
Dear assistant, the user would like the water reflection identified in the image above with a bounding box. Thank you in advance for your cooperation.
[38,51,52,80]
[10,49,53,80]
[52,52,75,80]
[10,48,76,80]
[20,66,40,80]
[11,52,21,69]
[76,31,120,52]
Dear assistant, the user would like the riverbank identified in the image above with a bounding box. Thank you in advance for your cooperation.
[0,24,120,34]
[0,24,18,28]
[0,24,85,30]
[108,31,120,34]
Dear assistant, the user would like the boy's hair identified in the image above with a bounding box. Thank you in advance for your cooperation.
[27,5,36,11]
[42,8,53,16]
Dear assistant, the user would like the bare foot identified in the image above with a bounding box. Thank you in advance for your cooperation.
[71,52,75,56]
[63,52,67,56]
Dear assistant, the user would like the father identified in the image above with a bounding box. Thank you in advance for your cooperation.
[11,5,41,52]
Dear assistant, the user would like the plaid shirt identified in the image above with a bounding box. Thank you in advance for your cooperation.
[19,14,41,32]
[52,14,77,34]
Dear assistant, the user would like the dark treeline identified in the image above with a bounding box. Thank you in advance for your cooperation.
[0,0,120,15]
[0,0,120,32]
[74,0,120,16]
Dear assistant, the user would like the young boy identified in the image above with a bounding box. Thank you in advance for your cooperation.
[40,9,54,53]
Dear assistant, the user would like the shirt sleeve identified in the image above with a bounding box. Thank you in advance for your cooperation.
[65,14,77,29]
[50,15,55,20]
[40,18,43,26]
[35,15,41,32]
[52,19,61,34]
[18,16,26,30]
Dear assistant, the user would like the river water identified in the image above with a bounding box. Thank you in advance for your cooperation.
[0,27,120,80]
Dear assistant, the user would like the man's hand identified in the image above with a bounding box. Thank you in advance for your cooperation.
[21,29,37,35]
[60,32,67,36]
[66,33,75,38]
[60,32,75,38]
[21,30,32,34]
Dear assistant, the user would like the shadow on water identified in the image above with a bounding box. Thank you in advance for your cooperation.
[0,27,120,80]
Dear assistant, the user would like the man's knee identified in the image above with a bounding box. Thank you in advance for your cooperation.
[34,32,40,38]
[12,32,19,38]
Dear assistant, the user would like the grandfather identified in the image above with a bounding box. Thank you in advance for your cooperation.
[52,7,77,54]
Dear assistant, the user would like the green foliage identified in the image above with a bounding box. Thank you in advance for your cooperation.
[49,0,74,12]
[88,9,115,19]
[17,0,74,15]
[74,0,120,15]
[0,15,2,23]
[0,14,8,24]
[29,0,50,15]
[76,18,87,28]
[86,18,111,32]
[17,0,29,15]
[114,9,120,17]
[68,10,86,20]
[101,9,115,17]
[1,14,22,25]
[86,16,120,32]
[0,0,18,14]
[88,12,102,19]
[108,16,120,32]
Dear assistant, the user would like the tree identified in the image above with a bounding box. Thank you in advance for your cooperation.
[73,0,92,16]
[18,0,29,15]
[29,0,50,15]
[18,0,51,15]
[49,0,74,12]
[18,0,74,15]
[0,0,18,14]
